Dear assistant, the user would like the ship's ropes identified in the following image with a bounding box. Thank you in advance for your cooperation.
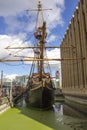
[12,87,30,105]
[13,93,24,105]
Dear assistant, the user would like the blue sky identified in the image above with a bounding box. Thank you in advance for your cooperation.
[0,0,79,79]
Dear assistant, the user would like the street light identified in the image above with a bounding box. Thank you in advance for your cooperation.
[0,70,3,97]
[10,79,13,107]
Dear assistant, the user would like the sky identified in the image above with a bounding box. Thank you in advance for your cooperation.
[0,0,79,79]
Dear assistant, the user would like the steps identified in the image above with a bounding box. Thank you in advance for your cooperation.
[0,97,11,114]
[0,103,10,114]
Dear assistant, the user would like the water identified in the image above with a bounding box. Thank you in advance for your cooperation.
[53,102,87,130]
[16,99,87,130]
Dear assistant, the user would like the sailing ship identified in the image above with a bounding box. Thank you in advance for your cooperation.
[25,1,55,109]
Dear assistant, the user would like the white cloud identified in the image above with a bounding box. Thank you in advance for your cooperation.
[44,48,61,75]
[5,74,18,80]
[47,48,60,58]
[15,32,27,40]
[46,48,60,64]
[0,35,34,60]
[0,0,65,17]
[42,0,65,29]
[0,0,32,16]
[47,35,57,43]
[0,0,65,34]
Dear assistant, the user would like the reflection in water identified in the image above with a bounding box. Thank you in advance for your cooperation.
[53,103,63,123]
[15,99,26,107]
[16,99,87,130]
[53,102,87,130]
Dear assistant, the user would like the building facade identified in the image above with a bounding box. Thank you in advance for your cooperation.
[61,0,87,103]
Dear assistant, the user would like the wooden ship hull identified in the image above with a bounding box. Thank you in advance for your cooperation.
[25,74,54,109]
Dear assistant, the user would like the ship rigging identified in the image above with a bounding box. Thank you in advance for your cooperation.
[0,1,84,109]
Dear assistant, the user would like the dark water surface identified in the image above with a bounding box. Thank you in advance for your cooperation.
[16,99,87,130]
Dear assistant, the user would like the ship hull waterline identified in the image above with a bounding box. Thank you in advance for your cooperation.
[25,84,54,109]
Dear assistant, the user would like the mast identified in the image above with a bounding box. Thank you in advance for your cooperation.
[34,1,47,80]
[39,22,46,80]
[33,1,43,74]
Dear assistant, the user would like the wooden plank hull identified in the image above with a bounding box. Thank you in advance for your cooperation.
[25,83,54,109]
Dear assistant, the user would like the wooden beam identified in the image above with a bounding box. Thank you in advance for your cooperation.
[5,46,75,49]
[0,57,85,62]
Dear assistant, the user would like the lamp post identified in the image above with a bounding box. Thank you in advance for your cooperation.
[0,70,3,97]
[10,79,13,107]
